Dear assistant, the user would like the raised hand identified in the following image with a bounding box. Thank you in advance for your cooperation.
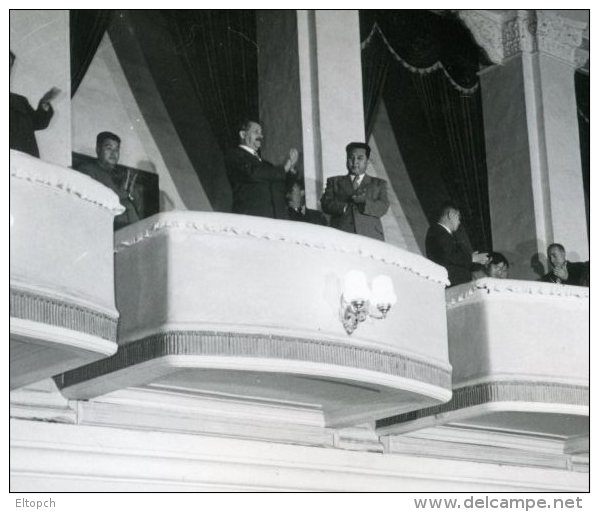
[39,87,61,107]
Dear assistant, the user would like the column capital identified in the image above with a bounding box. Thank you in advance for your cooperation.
[536,10,588,68]
[458,9,588,68]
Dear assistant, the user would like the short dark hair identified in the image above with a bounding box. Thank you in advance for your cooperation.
[548,243,565,253]
[438,201,460,220]
[345,142,371,158]
[239,119,260,133]
[96,131,121,146]
[488,251,509,268]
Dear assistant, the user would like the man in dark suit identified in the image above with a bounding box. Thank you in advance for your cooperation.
[9,50,60,158]
[320,142,389,241]
[541,243,589,287]
[286,180,327,226]
[75,131,141,230]
[225,120,299,219]
[425,202,489,287]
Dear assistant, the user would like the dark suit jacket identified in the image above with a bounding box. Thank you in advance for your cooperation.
[320,174,389,241]
[224,146,289,219]
[425,223,472,286]
[541,261,589,287]
[288,207,328,226]
[76,160,140,231]
[10,92,53,158]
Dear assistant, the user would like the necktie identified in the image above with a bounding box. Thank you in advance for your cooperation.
[352,176,360,190]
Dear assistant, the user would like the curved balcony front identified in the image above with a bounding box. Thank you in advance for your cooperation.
[10,151,123,389]
[378,278,589,440]
[56,211,452,427]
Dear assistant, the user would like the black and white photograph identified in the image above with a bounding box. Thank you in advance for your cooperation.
[8,7,591,501]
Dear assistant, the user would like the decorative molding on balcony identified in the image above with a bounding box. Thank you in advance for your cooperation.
[10,150,124,214]
[10,286,118,342]
[536,10,588,67]
[446,278,588,308]
[114,214,449,285]
[382,425,587,473]
[55,330,452,391]
[377,380,588,428]
[459,10,587,67]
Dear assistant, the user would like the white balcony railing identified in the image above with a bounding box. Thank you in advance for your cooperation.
[55,211,452,427]
[10,150,123,389]
[378,278,589,440]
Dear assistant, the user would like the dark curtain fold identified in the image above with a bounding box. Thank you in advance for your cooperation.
[360,10,492,250]
[362,34,391,138]
[575,70,589,234]
[410,71,491,250]
[70,10,112,97]
[162,10,258,151]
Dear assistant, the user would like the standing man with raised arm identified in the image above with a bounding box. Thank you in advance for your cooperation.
[225,120,299,220]
[320,142,389,241]
[9,50,60,158]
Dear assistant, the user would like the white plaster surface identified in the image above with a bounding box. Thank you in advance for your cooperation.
[10,151,120,310]
[446,279,589,387]
[114,212,449,365]
[10,10,71,167]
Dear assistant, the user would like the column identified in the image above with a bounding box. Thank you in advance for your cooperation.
[10,10,72,168]
[462,10,589,278]
[257,10,365,209]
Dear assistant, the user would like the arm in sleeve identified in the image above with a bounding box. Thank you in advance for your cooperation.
[33,102,54,131]
[226,151,286,183]
[360,179,390,217]
[320,178,349,215]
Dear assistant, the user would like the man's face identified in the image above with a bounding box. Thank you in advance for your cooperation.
[346,148,368,176]
[96,138,120,170]
[240,122,263,152]
[447,209,461,232]
[488,262,508,279]
[548,246,566,268]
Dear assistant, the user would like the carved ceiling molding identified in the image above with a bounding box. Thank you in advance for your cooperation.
[458,9,588,68]
[536,10,588,68]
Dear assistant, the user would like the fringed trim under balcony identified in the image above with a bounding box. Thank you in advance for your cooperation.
[10,287,118,342]
[54,330,453,390]
[377,380,589,428]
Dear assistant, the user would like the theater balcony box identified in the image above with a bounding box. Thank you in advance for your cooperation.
[56,212,452,427]
[378,278,589,442]
[10,150,123,389]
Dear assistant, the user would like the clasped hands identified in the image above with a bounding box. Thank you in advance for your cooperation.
[350,190,366,204]
[284,148,299,173]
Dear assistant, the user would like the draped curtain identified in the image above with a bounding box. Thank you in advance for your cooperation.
[70,10,113,97]
[361,10,492,250]
[162,10,258,151]
[575,70,589,233]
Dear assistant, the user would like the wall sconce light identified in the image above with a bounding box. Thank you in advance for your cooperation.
[340,271,397,335]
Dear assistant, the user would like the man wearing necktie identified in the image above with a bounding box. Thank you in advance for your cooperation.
[225,119,298,219]
[320,142,389,241]
[425,202,489,287]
